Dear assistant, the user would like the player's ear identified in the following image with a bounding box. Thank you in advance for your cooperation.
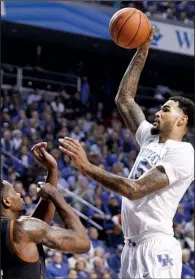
[2,197,12,208]
[177,115,188,127]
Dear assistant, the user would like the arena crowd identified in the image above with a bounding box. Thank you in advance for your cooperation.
[98,0,194,24]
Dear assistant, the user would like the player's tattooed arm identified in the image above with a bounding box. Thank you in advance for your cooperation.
[115,51,146,135]
[13,184,90,253]
[115,28,154,135]
[59,138,169,200]
[13,217,90,254]
[84,164,169,200]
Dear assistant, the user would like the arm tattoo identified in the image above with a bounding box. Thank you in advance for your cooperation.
[85,164,169,200]
[15,216,89,253]
[128,166,168,199]
[115,50,148,135]
[13,224,23,244]
[117,100,145,136]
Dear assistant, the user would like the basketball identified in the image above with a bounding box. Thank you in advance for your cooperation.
[109,8,151,49]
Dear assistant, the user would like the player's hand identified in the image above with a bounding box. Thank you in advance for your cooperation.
[37,182,56,200]
[138,25,155,51]
[58,137,91,173]
[31,142,57,170]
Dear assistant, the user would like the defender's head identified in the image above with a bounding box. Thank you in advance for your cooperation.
[0,180,24,215]
[151,96,194,137]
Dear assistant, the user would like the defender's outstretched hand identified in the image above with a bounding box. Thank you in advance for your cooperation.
[31,142,57,170]
[59,137,90,173]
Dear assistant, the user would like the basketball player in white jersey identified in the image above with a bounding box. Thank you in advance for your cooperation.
[58,29,194,279]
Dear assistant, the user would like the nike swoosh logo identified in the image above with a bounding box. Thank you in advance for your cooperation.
[143,272,150,278]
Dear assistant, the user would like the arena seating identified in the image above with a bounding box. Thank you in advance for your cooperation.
[96,0,194,24]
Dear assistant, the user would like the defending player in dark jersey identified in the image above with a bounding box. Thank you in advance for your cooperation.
[1,142,90,279]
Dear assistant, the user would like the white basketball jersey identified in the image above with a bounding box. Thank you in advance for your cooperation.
[122,120,194,238]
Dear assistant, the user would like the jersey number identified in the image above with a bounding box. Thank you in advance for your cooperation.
[132,160,150,180]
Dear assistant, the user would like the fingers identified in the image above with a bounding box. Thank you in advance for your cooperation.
[150,25,156,36]
[37,182,44,193]
[31,142,47,151]
[58,138,78,153]
[63,137,80,147]
[40,147,49,157]
[148,26,155,41]
[59,146,76,159]
[32,147,41,160]
[32,142,48,161]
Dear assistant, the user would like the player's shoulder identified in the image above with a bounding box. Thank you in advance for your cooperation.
[166,140,194,156]
[166,140,194,149]
[15,216,43,227]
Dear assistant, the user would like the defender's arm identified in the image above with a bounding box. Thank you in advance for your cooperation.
[13,217,90,254]
[31,143,57,224]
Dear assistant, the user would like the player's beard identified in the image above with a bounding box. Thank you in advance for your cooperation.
[150,126,160,135]
[151,121,173,136]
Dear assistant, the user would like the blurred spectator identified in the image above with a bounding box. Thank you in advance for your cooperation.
[93,256,116,279]
[29,183,40,204]
[46,251,69,279]
[14,181,26,197]
[182,249,195,278]
[80,76,90,106]
[185,227,194,252]
[51,96,65,113]
[27,89,42,105]
[19,146,33,167]
[57,170,70,192]
[68,254,81,269]
[185,213,194,232]
[68,268,78,279]
[70,126,85,141]
[96,103,105,122]
[73,177,94,212]
[12,130,23,151]
[1,130,13,152]
[88,227,105,249]
[23,195,36,212]
[174,203,191,224]
[75,259,89,279]
[82,113,94,133]
[88,272,98,279]
[108,245,122,275]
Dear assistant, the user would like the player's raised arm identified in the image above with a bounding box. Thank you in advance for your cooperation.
[13,183,90,254]
[115,28,154,136]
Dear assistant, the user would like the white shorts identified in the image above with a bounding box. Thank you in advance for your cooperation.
[120,232,182,279]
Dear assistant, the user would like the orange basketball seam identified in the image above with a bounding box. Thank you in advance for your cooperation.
[109,11,120,37]
[116,9,136,45]
[126,11,142,48]
[109,8,130,41]
[112,13,125,42]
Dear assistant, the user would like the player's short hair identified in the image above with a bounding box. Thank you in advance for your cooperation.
[0,179,9,200]
[169,96,194,129]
